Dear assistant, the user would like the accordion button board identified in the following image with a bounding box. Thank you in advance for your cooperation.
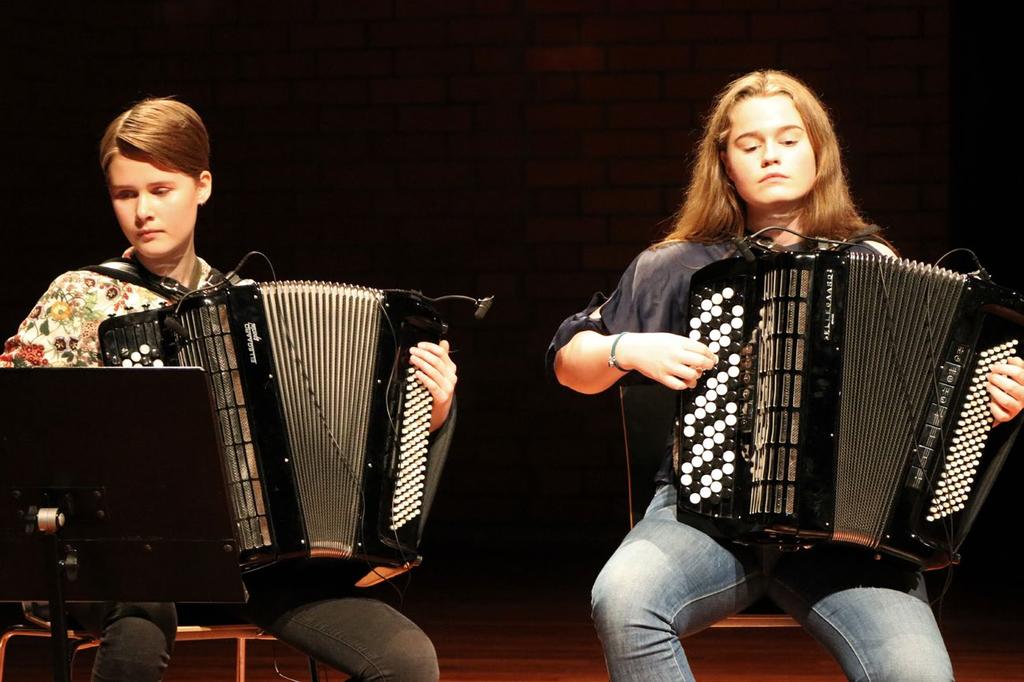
[677,285,747,511]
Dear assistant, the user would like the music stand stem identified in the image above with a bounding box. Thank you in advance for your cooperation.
[44,531,71,682]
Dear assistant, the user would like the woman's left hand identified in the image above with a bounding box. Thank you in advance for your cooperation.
[988,356,1024,425]
[409,340,457,432]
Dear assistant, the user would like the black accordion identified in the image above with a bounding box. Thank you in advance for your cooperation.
[99,281,447,569]
[674,248,1024,569]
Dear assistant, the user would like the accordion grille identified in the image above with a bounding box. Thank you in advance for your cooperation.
[835,255,964,547]
[178,303,271,554]
[260,282,383,559]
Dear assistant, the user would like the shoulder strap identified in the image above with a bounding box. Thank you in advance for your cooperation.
[80,258,225,302]
[846,224,883,244]
[844,224,901,257]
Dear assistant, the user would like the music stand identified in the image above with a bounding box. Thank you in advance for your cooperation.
[0,368,245,682]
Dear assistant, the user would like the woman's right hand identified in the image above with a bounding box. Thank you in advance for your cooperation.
[615,332,718,391]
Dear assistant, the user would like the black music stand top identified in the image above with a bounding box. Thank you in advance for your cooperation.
[0,367,245,603]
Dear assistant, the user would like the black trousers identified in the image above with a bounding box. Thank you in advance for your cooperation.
[68,563,438,682]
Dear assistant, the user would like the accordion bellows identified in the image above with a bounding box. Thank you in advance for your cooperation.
[100,281,446,569]
[675,249,1024,569]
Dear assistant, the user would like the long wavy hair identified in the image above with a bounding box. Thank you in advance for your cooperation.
[660,70,870,245]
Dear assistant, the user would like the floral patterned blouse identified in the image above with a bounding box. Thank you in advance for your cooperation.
[1,258,216,368]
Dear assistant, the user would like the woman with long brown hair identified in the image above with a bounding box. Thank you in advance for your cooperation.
[549,70,1023,680]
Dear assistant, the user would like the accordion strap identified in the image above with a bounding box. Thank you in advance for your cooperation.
[81,257,225,302]
[846,224,899,253]
[847,224,882,243]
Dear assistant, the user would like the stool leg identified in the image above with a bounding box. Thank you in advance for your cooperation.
[308,656,319,681]
[0,631,12,682]
[68,639,90,677]
[235,637,246,682]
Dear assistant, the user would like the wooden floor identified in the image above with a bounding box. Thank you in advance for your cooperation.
[3,557,1022,681]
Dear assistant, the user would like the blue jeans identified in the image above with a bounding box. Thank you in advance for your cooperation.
[591,485,954,681]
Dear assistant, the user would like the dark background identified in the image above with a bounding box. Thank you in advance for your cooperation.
[1,0,1018,606]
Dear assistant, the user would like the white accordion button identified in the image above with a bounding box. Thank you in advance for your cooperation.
[725,414,737,426]
[723,450,735,462]
[732,305,744,317]
[712,293,723,305]
[710,481,723,494]
[701,299,713,311]
[690,492,702,505]
[683,413,696,425]
[689,330,702,341]
[683,426,696,438]
[722,287,735,299]
[139,344,151,355]
[722,462,735,475]
[711,305,723,317]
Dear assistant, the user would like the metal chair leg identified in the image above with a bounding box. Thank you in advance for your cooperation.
[308,656,320,681]
[0,628,33,682]
[0,628,94,682]
[236,636,247,682]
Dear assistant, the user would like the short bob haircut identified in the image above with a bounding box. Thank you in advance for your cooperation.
[662,69,869,245]
[99,98,210,180]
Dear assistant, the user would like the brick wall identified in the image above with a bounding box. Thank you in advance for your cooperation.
[1,1,957,554]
